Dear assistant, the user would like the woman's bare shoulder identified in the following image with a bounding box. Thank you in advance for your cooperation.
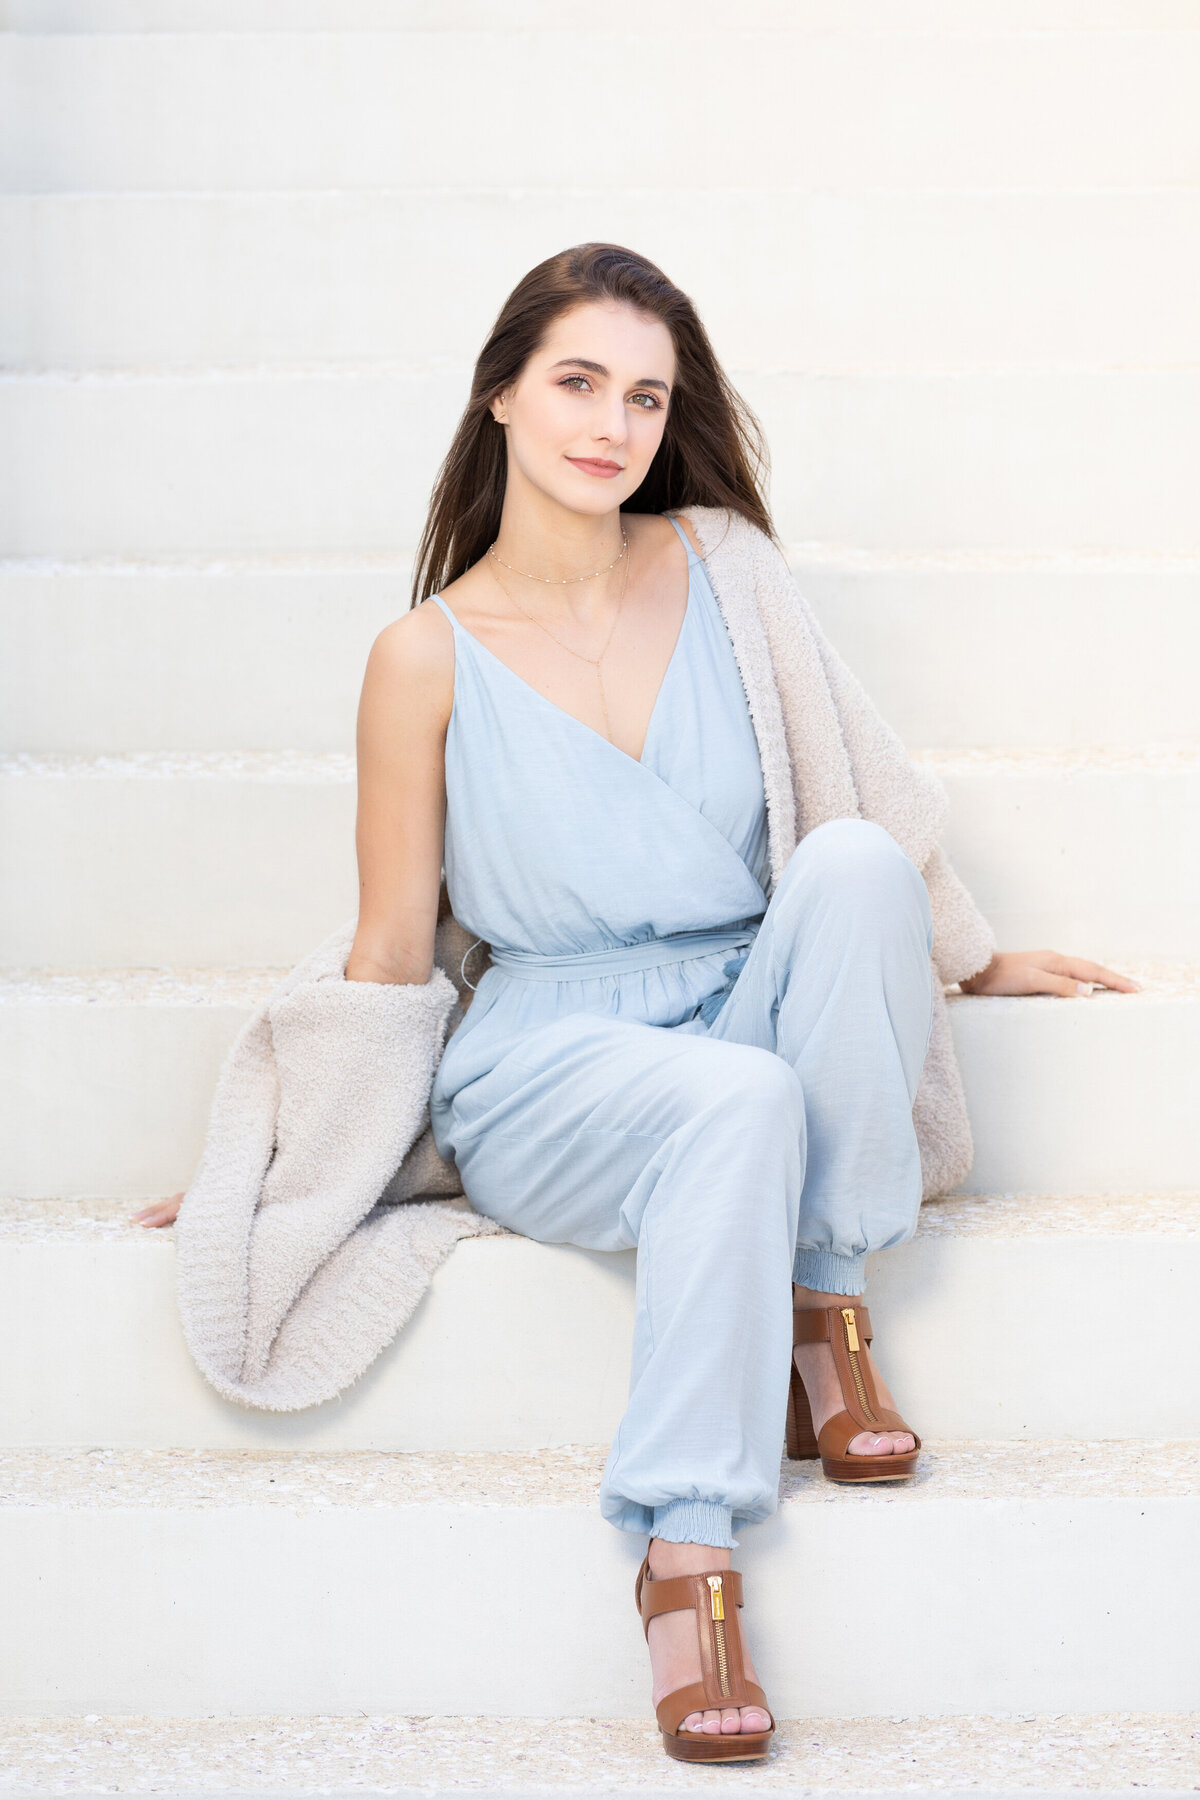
[360,595,459,736]
[371,597,452,674]
[664,510,704,557]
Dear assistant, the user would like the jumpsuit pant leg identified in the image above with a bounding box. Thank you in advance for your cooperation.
[444,818,935,1549]
[705,816,938,1297]
[444,1011,806,1548]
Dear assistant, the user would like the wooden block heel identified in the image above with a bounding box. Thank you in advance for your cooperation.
[634,1551,776,1763]
[785,1355,819,1460]
[787,1300,921,1483]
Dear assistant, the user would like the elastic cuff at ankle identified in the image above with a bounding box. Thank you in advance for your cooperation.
[651,1499,738,1549]
[792,1247,867,1295]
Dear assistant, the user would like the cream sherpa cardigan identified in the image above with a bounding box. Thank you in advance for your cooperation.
[175,504,996,1412]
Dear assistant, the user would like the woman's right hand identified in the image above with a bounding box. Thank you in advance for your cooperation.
[131,1192,183,1228]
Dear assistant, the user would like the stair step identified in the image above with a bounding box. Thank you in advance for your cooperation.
[0,1709,1197,1798]
[2,1441,1197,1716]
[1,1193,1197,1450]
[2,750,1196,964]
[0,557,401,755]
[5,0,1193,32]
[800,558,1200,753]
[7,188,1200,374]
[2,28,1192,192]
[5,368,1198,557]
[0,753,359,965]
[0,965,280,1200]
[3,556,1198,755]
[1,962,1195,1198]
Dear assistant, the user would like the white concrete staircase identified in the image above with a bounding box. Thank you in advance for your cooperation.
[2,3,1198,1788]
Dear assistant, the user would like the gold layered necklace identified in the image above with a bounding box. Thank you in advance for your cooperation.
[485,527,631,746]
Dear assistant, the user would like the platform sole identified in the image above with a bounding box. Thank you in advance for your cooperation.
[662,1729,773,1762]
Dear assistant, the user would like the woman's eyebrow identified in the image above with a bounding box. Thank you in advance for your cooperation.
[550,357,670,394]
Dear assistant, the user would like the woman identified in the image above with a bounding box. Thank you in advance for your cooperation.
[138,242,1136,1764]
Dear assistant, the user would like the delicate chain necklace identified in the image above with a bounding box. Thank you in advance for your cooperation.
[487,528,627,584]
[486,530,631,747]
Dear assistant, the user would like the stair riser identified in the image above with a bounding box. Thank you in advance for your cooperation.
[3,567,1199,757]
[3,766,1195,965]
[1,1496,1195,1715]
[5,371,1198,557]
[8,190,1200,372]
[1,775,359,965]
[953,990,1199,1195]
[0,568,397,756]
[1,1228,1196,1449]
[0,997,250,1199]
[3,30,1194,193]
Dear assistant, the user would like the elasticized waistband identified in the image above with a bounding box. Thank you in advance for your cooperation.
[481,922,760,983]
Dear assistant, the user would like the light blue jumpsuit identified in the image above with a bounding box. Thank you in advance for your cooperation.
[428,514,936,1549]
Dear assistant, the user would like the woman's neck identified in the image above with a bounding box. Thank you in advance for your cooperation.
[490,495,626,586]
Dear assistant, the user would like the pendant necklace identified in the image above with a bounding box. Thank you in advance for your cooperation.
[486,528,631,746]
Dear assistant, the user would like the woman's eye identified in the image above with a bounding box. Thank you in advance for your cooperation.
[558,374,661,410]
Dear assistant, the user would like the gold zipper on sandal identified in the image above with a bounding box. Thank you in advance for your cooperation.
[841,1307,877,1423]
[707,1575,731,1698]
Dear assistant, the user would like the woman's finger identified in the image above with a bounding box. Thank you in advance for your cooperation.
[1026,968,1092,998]
[1061,958,1141,991]
[131,1192,184,1228]
[1033,952,1141,993]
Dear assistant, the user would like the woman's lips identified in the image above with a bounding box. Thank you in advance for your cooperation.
[566,457,624,478]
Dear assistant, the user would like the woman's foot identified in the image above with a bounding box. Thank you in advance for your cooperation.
[644,1537,771,1736]
[791,1285,915,1456]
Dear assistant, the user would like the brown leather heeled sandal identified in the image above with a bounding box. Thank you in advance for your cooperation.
[634,1549,776,1763]
[786,1300,921,1482]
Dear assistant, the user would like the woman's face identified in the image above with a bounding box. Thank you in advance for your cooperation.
[490,299,676,517]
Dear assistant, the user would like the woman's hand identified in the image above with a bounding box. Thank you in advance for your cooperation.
[959,950,1141,998]
[131,1192,183,1228]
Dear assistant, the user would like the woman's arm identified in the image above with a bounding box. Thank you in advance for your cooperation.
[133,603,454,1232]
[346,600,454,985]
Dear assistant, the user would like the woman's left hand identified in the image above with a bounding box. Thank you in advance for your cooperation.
[132,1192,184,1228]
[959,950,1141,998]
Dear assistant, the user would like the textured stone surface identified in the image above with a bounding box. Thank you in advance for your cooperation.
[0,750,355,781]
[916,744,1200,773]
[4,1191,1197,1242]
[8,745,1200,780]
[2,1441,1198,1512]
[0,1710,1196,1793]
[5,961,1197,1010]
[912,1191,1200,1238]
[0,967,285,1006]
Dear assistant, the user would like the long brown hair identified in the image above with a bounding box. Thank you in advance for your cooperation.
[410,243,776,607]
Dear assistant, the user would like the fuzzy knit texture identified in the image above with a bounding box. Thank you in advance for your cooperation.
[175,503,996,1413]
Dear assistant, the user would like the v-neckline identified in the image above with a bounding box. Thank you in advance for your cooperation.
[436,562,694,769]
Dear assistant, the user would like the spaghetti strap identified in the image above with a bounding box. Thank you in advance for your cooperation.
[664,512,699,562]
[427,592,459,628]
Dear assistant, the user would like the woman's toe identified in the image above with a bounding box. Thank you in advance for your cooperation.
[849,1430,889,1454]
[681,1711,704,1732]
[720,1707,743,1732]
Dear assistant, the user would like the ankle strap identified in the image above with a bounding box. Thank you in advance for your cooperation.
[793,1301,873,1345]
